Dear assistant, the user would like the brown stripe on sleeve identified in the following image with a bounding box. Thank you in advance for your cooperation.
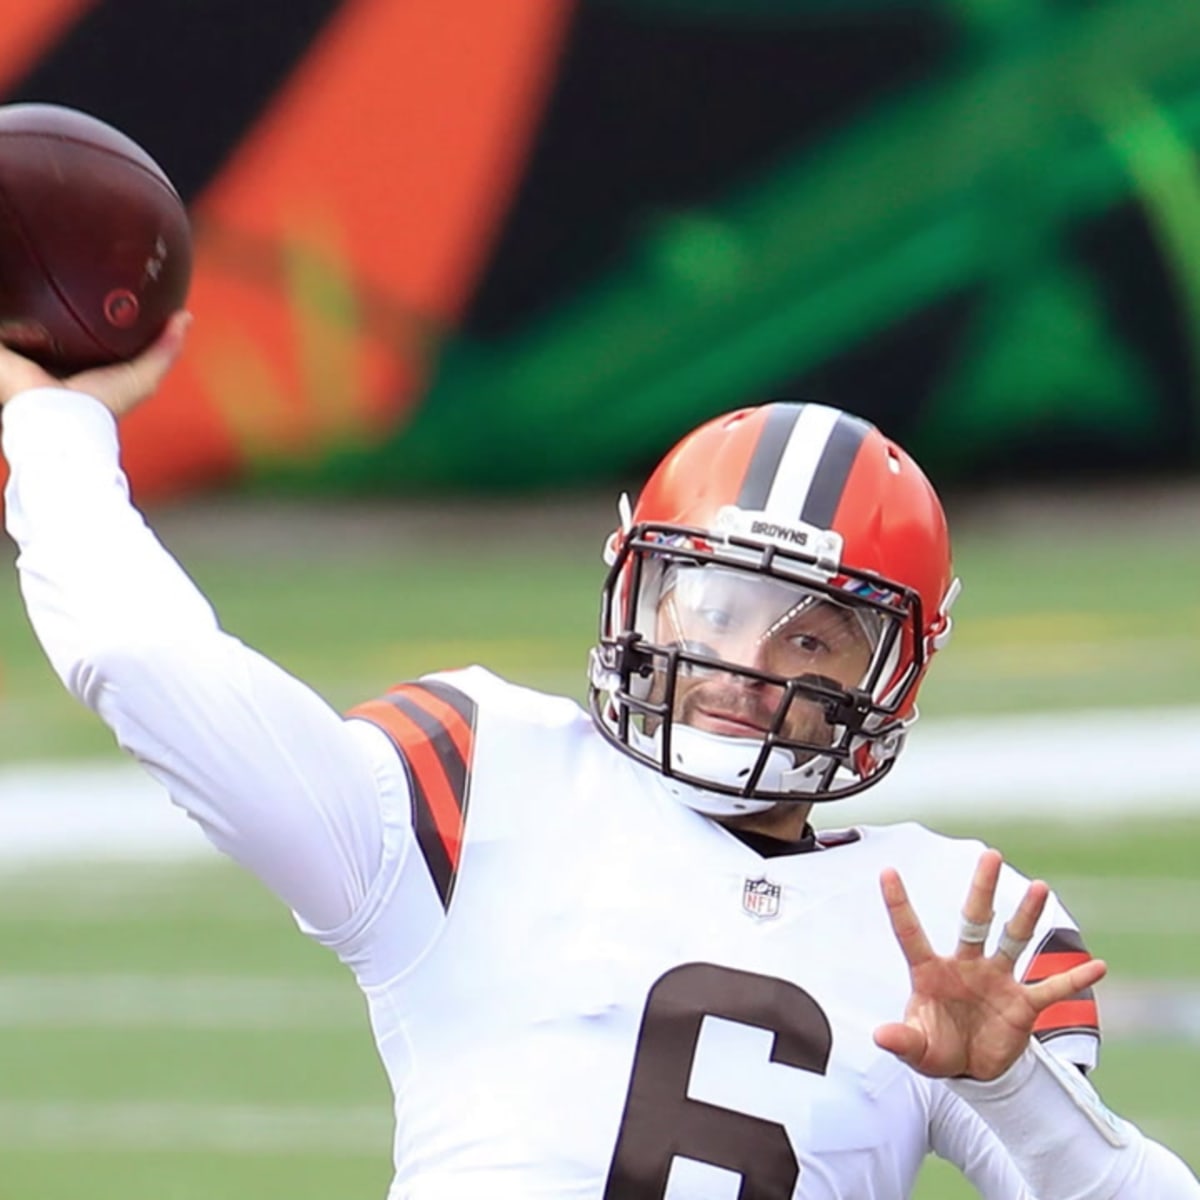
[1023,950,1091,982]
[1030,928,1088,956]
[348,682,478,910]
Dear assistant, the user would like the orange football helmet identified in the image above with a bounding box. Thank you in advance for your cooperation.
[587,401,959,814]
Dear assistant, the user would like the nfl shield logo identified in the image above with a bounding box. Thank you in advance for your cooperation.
[742,877,782,919]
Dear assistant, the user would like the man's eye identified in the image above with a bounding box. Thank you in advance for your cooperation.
[698,607,733,631]
[788,633,830,655]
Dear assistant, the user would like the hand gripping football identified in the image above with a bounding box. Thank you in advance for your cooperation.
[0,103,192,374]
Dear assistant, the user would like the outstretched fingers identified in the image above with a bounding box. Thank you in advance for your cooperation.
[956,849,1002,958]
[880,868,935,969]
[1027,957,1108,1011]
[995,878,1050,970]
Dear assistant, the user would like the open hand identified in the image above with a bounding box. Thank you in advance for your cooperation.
[874,849,1107,1081]
[0,310,191,417]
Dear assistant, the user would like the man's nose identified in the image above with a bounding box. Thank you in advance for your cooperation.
[712,631,773,676]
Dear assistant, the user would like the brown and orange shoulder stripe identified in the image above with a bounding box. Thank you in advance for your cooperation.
[1023,927,1101,1044]
[348,681,478,911]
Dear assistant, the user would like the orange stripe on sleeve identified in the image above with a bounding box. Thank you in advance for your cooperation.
[389,684,474,764]
[351,697,466,868]
[1034,997,1099,1034]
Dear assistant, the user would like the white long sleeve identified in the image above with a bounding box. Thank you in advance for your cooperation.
[927,1085,1034,1197]
[939,1039,1200,1198]
[2,387,394,933]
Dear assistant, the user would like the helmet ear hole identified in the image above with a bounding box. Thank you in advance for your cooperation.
[928,577,962,653]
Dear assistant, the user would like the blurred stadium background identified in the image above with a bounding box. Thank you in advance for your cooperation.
[0,1,1197,1197]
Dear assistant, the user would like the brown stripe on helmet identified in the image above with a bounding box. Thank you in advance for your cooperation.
[736,403,803,511]
[798,411,872,529]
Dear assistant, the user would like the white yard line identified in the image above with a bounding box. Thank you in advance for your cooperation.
[0,762,208,866]
[1,707,1198,869]
[1096,981,1200,1041]
[847,705,1200,823]
[0,974,363,1031]
[0,1100,390,1155]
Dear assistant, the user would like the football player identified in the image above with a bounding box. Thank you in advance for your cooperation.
[2,314,1197,1198]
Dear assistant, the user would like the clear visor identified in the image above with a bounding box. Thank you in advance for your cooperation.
[596,540,917,801]
[644,563,883,685]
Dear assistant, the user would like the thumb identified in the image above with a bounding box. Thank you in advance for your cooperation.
[873,1022,927,1068]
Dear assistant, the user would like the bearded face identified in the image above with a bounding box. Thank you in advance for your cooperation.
[650,565,877,752]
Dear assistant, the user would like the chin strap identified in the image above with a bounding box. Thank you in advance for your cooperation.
[634,723,828,816]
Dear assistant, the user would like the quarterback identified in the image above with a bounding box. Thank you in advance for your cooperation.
[2,314,1197,1199]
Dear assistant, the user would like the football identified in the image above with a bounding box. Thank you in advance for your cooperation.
[0,103,191,374]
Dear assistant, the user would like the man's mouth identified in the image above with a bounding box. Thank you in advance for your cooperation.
[694,708,770,737]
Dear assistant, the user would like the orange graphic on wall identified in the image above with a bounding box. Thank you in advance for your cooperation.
[0,0,573,503]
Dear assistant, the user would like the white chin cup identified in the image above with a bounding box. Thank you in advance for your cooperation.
[630,723,822,816]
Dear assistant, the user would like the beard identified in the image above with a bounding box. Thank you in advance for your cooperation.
[662,674,838,753]
[675,679,778,730]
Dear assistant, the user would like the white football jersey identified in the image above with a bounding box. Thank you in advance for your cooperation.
[315,667,1097,1200]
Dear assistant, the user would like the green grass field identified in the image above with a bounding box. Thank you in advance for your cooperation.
[0,492,1197,1197]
